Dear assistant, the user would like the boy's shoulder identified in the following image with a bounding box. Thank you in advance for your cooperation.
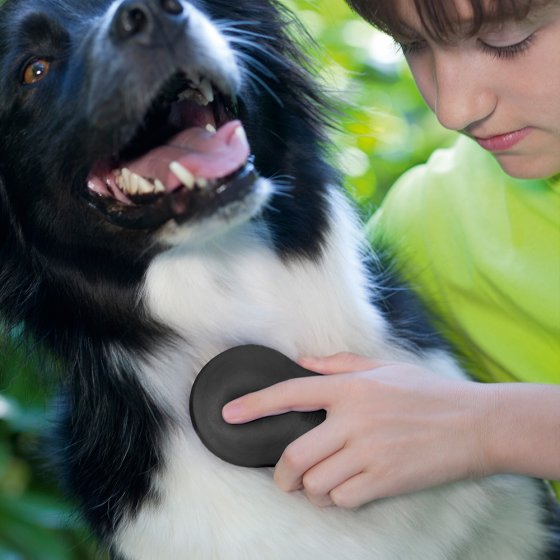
[367,135,553,249]
[379,136,505,219]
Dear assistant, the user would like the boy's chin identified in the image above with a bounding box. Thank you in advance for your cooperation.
[493,152,560,180]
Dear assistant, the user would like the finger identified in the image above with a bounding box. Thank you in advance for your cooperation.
[329,472,379,509]
[301,448,363,508]
[222,376,335,424]
[305,490,335,508]
[274,419,346,492]
[298,353,382,375]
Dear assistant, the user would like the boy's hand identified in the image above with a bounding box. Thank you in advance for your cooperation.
[222,352,489,509]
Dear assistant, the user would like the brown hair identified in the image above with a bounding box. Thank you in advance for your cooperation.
[345,0,545,42]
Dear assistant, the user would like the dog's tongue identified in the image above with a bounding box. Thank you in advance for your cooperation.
[125,120,250,189]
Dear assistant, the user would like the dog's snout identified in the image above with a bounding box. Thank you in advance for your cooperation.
[112,0,186,44]
[114,1,152,41]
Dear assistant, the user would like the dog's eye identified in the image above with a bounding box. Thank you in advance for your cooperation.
[22,58,51,85]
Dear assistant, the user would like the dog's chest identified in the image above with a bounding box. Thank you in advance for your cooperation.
[118,218,407,560]
[142,218,391,377]
[115,211,545,560]
[137,207,398,430]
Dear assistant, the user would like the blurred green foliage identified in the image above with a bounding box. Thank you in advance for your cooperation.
[0,1,455,558]
[283,0,456,214]
[0,335,103,559]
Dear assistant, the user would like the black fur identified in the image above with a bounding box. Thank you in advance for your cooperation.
[0,0,454,552]
[0,0,338,545]
[367,252,450,353]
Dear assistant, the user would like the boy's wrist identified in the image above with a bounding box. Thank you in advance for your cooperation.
[474,382,560,481]
[456,381,501,480]
[471,382,505,478]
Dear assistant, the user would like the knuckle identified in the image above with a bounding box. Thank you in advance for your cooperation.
[332,352,354,361]
[275,379,291,396]
[273,471,293,492]
[344,376,371,398]
[282,443,305,471]
[306,493,333,508]
[302,472,325,497]
[274,379,300,405]
[332,352,371,370]
[329,489,356,509]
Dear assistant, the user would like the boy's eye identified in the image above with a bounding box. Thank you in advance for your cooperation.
[478,33,535,60]
[22,58,51,85]
[398,40,427,56]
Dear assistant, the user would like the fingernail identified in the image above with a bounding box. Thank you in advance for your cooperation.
[298,356,319,367]
[222,401,243,423]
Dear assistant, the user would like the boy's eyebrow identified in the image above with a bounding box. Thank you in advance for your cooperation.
[391,23,424,42]
[391,12,536,43]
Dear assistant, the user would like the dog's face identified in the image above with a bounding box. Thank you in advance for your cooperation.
[0,0,330,275]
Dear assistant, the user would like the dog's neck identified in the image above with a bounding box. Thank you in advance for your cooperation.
[137,187,396,419]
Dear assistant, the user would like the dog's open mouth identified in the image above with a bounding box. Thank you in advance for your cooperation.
[85,72,258,230]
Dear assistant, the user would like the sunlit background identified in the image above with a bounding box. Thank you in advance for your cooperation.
[0,1,456,558]
[283,0,455,213]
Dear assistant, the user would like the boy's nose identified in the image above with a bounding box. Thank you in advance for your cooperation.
[432,51,497,132]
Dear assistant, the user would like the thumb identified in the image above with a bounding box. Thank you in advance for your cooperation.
[298,352,382,375]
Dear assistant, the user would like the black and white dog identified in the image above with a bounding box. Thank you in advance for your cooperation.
[0,0,549,558]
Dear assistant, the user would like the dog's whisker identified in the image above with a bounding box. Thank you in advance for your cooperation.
[220,27,276,42]
[271,183,296,199]
[269,173,296,188]
[240,68,284,108]
[270,183,295,200]
[214,19,263,30]
[261,190,295,215]
[227,37,288,67]
[261,177,296,214]
[235,52,279,82]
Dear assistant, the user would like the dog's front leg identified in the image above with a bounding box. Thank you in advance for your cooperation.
[54,345,169,551]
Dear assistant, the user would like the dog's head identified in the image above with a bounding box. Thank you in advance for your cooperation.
[0,0,333,278]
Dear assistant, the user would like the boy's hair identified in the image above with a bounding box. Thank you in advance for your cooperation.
[345,0,546,41]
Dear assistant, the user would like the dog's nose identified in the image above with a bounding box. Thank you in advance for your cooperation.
[112,0,185,43]
[160,0,183,14]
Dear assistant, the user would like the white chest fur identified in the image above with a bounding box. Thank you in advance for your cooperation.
[139,191,403,411]
[115,189,545,560]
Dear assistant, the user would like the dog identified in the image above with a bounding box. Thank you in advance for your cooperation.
[0,0,550,558]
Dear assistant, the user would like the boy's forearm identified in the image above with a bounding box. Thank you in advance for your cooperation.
[481,383,560,481]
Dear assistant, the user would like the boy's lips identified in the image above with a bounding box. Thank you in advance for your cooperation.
[473,127,532,152]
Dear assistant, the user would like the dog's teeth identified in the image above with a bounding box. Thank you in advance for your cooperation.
[137,176,155,194]
[178,89,195,102]
[199,79,214,104]
[170,161,195,190]
[193,92,209,106]
[115,168,160,196]
[129,171,139,195]
[234,125,248,144]
[196,177,208,189]
[115,168,131,193]
[154,179,166,193]
[205,124,217,133]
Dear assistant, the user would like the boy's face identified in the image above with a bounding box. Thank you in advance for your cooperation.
[394,0,560,179]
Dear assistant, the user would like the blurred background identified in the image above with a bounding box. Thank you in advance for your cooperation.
[0,0,456,558]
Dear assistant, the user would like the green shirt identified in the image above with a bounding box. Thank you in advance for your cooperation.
[367,136,560,497]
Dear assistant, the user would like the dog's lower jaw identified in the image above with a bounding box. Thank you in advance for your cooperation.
[154,176,273,246]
